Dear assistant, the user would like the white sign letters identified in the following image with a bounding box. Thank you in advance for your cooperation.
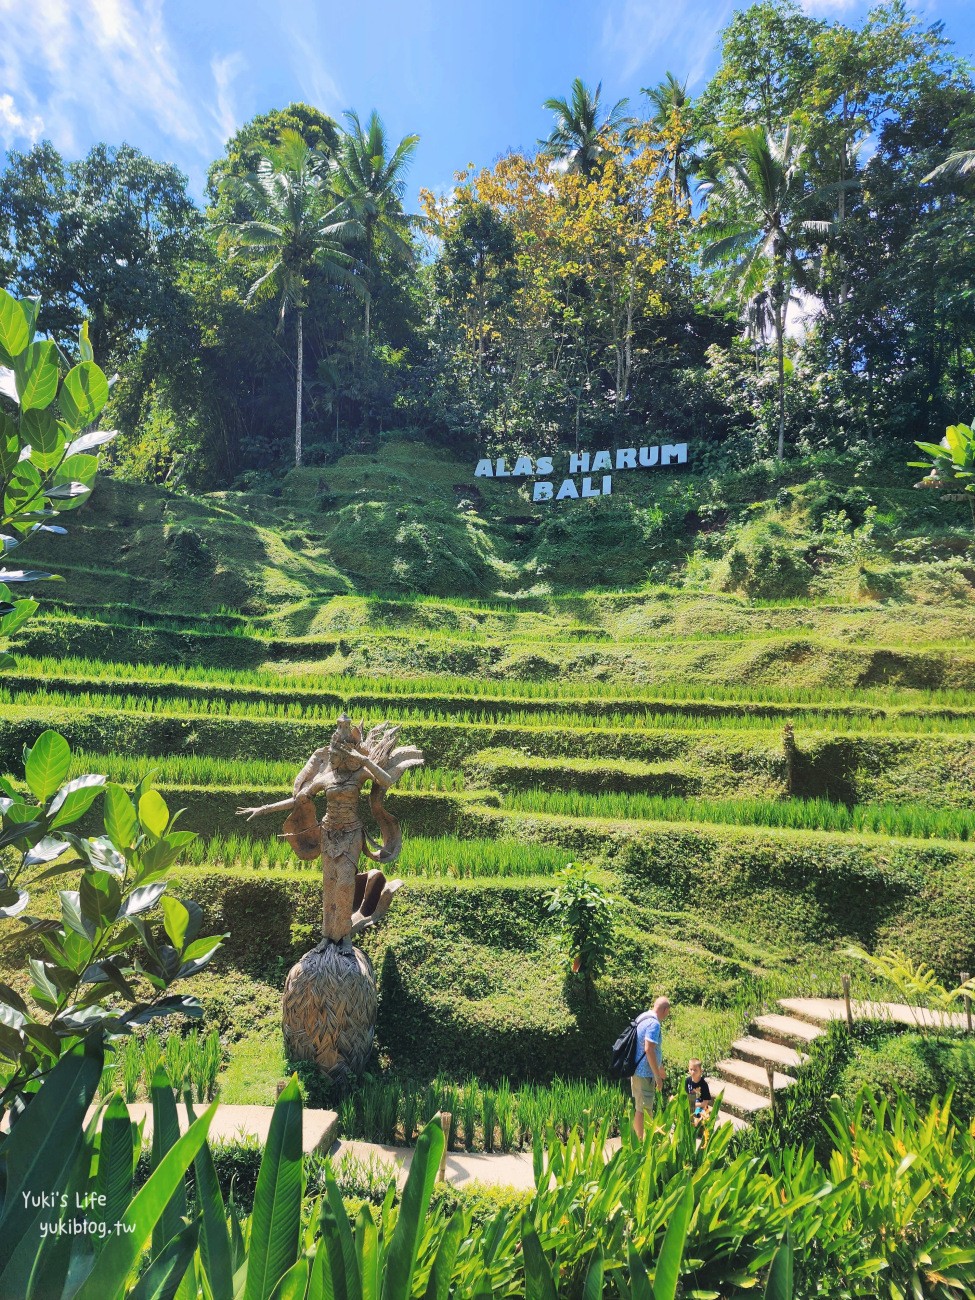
[473,443,688,503]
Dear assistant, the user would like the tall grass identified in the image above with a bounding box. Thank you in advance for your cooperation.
[338,1072,630,1150]
[100,1027,222,1102]
[8,682,975,735]
[185,833,574,878]
[68,750,464,792]
[18,653,975,712]
[506,789,975,841]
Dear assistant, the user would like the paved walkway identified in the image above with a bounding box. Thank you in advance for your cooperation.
[779,997,970,1031]
[59,996,970,1189]
[83,1101,338,1155]
[331,1138,538,1190]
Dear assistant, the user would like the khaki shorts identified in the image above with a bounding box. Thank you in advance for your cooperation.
[631,1075,656,1115]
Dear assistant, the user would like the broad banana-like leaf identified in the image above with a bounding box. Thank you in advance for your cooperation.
[72,1102,218,1300]
[355,1205,380,1300]
[763,1235,794,1300]
[128,1219,201,1300]
[627,1245,654,1300]
[150,1066,187,1262]
[422,1211,465,1300]
[322,1176,360,1300]
[184,1094,234,1300]
[381,1118,445,1300]
[0,1037,103,1287]
[582,1247,604,1300]
[520,1217,559,1300]
[96,1092,136,1242]
[651,1180,694,1300]
[242,1075,303,1300]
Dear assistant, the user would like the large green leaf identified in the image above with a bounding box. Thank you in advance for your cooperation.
[59,362,109,432]
[422,1211,465,1300]
[322,1176,361,1300]
[763,1235,794,1300]
[520,1217,559,1300]
[48,774,106,829]
[185,1096,234,1300]
[381,1118,445,1300]
[150,1066,187,1261]
[72,1102,218,1300]
[16,341,59,411]
[0,1038,103,1286]
[127,1218,200,1300]
[627,1246,654,1300]
[243,1075,304,1300]
[95,1091,137,1238]
[0,289,29,358]
[103,784,138,849]
[581,1247,604,1300]
[652,1180,694,1300]
[139,789,170,839]
[25,730,71,802]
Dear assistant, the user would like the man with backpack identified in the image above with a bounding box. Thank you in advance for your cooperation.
[631,996,670,1138]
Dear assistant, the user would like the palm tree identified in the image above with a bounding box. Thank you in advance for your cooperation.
[334,110,419,340]
[642,72,697,205]
[222,130,360,466]
[923,150,975,185]
[541,78,631,177]
[701,124,830,460]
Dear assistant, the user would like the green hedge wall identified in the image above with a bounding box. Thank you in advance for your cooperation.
[467,749,705,796]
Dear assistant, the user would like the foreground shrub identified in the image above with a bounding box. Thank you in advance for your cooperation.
[2,1038,974,1297]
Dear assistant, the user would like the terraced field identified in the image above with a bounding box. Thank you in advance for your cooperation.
[6,571,975,1096]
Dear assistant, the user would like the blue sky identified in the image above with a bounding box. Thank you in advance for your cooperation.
[1,0,973,205]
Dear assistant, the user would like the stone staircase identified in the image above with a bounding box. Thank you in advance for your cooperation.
[706,999,827,1130]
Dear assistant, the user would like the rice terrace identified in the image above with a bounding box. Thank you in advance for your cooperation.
[2,0,975,1295]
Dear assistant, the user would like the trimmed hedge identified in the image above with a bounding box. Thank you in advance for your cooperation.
[468,748,705,796]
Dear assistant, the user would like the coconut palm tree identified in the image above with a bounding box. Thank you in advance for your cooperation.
[222,129,361,467]
[642,72,697,205]
[334,110,419,340]
[923,150,975,185]
[541,78,632,178]
[700,124,831,460]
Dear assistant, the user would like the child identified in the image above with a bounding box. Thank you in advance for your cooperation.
[685,1059,713,1122]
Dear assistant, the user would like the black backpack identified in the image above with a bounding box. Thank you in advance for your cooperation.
[609,1017,646,1079]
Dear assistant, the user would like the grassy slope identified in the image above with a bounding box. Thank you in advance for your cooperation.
[5,437,975,1097]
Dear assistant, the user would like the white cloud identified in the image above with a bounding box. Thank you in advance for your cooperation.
[210,51,248,146]
[279,0,344,114]
[0,93,43,147]
[601,0,736,89]
[0,0,236,168]
[799,0,859,12]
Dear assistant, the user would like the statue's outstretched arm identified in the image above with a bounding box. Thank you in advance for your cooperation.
[237,795,298,821]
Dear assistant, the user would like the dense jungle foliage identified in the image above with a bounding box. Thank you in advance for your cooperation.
[1,0,973,490]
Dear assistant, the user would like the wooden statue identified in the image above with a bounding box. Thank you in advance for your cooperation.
[238,715,423,1081]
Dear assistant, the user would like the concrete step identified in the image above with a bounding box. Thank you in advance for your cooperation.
[731,1035,808,1071]
[751,1013,824,1050]
[714,1058,796,1097]
[777,997,846,1027]
[706,1078,771,1121]
[713,1109,751,1131]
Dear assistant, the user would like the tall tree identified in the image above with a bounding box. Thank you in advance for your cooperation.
[0,141,198,359]
[221,130,360,467]
[642,73,697,204]
[541,78,631,178]
[333,110,419,340]
[206,102,341,206]
[701,124,830,459]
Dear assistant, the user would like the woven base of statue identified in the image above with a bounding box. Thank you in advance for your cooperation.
[282,941,377,1082]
